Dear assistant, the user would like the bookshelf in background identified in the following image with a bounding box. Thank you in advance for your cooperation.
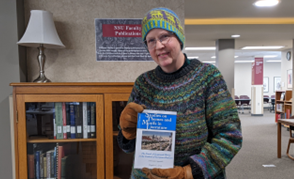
[275,90,292,123]
[10,82,133,179]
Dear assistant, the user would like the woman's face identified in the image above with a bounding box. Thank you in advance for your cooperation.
[145,29,184,73]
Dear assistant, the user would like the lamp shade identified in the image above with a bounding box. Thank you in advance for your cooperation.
[18,10,65,48]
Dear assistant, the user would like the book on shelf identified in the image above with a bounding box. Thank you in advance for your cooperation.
[87,103,91,138]
[55,102,63,139]
[75,103,83,139]
[70,103,76,139]
[28,154,35,179]
[90,102,96,138]
[65,103,71,138]
[62,102,67,139]
[280,92,285,101]
[83,102,88,139]
[134,109,177,169]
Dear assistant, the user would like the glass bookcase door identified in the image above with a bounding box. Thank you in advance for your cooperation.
[16,95,104,179]
[105,94,133,179]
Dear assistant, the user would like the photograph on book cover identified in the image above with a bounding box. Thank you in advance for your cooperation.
[141,131,173,151]
[263,77,269,93]
[273,76,281,92]
[287,69,292,89]
[134,110,177,169]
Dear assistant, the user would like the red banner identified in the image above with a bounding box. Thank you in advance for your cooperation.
[102,24,142,37]
[252,57,264,85]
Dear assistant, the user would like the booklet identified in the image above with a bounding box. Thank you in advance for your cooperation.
[133,109,177,169]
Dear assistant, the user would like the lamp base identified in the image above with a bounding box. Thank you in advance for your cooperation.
[33,75,51,83]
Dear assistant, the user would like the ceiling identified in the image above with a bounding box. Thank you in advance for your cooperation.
[184,0,294,62]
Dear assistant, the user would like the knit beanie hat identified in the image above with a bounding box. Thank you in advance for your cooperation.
[142,7,185,49]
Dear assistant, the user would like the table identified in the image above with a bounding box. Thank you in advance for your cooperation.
[277,119,294,158]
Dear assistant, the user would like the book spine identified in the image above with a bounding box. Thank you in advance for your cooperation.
[90,102,96,138]
[87,103,91,138]
[75,103,83,138]
[70,103,76,139]
[40,153,44,178]
[57,145,64,179]
[51,150,55,177]
[83,102,88,139]
[27,154,35,179]
[43,156,47,178]
[54,146,57,178]
[62,102,67,139]
[35,151,40,179]
[46,151,51,178]
[55,102,63,139]
[66,103,71,138]
[53,116,56,139]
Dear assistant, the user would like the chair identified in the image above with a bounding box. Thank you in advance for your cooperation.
[263,95,270,110]
[234,95,241,113]
[270,95,275,113]
[287,116,294,160]
[239,95,251,114]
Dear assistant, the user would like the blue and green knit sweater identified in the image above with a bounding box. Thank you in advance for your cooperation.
[117,56,242,179]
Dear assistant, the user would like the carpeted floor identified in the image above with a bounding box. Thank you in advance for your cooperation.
[226,110,294,179]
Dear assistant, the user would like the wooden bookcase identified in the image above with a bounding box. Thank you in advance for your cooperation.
[10,82,134,179]
[275,90,292,122]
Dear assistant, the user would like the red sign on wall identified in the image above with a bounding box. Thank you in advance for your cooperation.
[102,24,142,37]
[252,57,264,85]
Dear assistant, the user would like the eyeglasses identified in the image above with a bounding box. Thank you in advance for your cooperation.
[144,32,174,49]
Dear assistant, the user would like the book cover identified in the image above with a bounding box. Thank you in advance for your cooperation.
[134,109,177,169]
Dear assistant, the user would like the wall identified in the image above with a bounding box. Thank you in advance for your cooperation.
[0,0,25,178]
[234,62,281,97]
[281,50,292,91]
[24,0,185,82]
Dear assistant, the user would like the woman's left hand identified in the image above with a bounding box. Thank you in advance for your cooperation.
[142,165,193,179]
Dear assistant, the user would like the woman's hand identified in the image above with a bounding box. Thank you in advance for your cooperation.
[119,102,146,140]
[142,165,193,179]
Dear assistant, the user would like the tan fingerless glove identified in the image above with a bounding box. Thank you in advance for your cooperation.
[119,102,146,140]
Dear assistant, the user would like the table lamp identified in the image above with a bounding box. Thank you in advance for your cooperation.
[17,10,65,82]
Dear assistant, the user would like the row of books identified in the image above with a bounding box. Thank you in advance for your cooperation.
[276,103,284,112]
[54,102,96,139]
[28,143,70,179]
[276,109,291,120]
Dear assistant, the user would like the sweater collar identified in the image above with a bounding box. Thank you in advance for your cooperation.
[155,54,200,81]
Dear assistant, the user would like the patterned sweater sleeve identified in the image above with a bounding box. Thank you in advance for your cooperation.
[189,64,243,179]
[117,86,139,154]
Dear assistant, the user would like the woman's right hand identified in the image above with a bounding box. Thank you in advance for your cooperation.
[119,102,146,140]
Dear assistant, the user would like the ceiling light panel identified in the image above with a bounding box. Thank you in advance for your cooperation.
[254,0,280,7]
[185,47,216,50]
[242,46,284,50]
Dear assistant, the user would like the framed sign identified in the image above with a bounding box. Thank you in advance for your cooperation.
[263,77,269,93]
[273,76,281,92]
[95,18,152,61]
[287,69,292,89]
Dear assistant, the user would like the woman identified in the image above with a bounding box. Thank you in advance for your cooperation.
[117,7,242,179]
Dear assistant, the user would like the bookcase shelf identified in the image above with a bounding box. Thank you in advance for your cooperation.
[27,138,97,143]
[10,82,134,179]
[275,90,292,122]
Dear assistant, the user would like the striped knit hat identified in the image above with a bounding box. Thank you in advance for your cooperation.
[142,7,185,49]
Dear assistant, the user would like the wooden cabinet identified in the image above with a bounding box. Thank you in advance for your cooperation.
[10,83,133,179]
[275,90,292,122]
